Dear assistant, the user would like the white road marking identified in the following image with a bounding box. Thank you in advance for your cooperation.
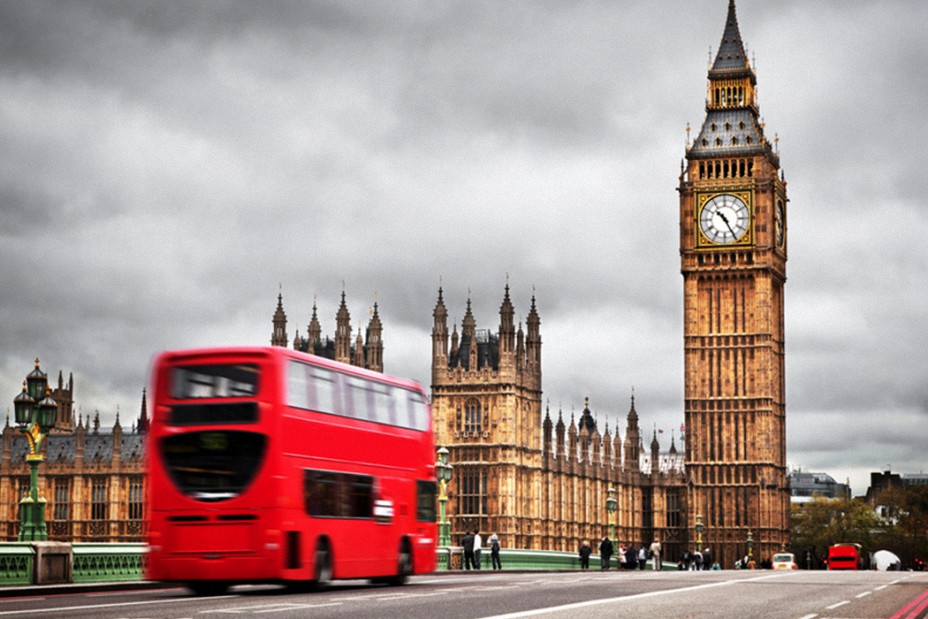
[0,595,235,616]
[825,600,850,610]
[855,590,872,598]
[476,573,790,619]
[201,602,342,614]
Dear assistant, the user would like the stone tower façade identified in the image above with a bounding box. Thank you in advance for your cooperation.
[679,0,790,567]
[431,285,687,555]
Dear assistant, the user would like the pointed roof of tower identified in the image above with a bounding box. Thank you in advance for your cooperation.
[461,292,476,337]
[336,290,350,321]
[711,0,749,74]
[433,286,447,321]
[138,388,149,434]
[626,389,639,427]
[369,300,382,329]
[578,396,597,435]
[687,0,776,164]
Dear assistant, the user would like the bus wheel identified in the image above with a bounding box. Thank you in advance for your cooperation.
[188,581,229,596]
[390,539,412,586]
[312,540,332,591]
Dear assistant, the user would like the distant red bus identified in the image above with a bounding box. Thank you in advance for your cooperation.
[146,346,437,595]
[828,543,867,570]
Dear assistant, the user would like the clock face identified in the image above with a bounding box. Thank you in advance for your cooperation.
[700,194,750,244]
[775,199,784,248]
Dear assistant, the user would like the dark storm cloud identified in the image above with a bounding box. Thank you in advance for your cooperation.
[1,1,926,494]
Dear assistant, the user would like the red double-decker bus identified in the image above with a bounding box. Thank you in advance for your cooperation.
[145,346,437,595]
[828,543,868,570]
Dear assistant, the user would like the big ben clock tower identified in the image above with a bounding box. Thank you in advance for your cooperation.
[680,0,789,567]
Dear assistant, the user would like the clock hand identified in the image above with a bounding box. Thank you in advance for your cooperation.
[717,211,737,237]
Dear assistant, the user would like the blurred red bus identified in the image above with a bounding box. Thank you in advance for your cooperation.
[828,543,867,570]
[145,346,437,595]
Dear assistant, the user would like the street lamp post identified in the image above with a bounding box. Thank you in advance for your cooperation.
[695,513,704,553]
[436,447,453,547]
[746,530,754,567]
[12,358,58,542]
[606,486,617,552]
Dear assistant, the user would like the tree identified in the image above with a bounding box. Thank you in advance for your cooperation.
[791,496,882,569]
[872,484,928,569]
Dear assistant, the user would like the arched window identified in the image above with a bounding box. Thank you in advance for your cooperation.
[464,398,482,434]
[459,467,487,515]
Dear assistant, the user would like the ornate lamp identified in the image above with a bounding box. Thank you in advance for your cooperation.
[695,513,704,551]
[746,530,754,566]
[38,390,58,431]
[12,358,57,541]
[436,447,453,547]
[13,382,34,428]
[606,486,617,553]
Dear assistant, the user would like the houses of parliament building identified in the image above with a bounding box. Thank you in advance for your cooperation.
[2,1,788,567]
[273,0,791,568]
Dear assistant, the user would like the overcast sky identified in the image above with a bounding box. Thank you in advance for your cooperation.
[1,1,926,495]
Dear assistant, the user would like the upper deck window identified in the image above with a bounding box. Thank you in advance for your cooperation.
[172,364,259,399]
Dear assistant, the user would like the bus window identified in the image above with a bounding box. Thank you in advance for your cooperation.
[345,376,373,422]
[286,361,310,410]
[304,469,374,518]
[172,364,259,399]
[417,480,437,522]
[393,388,413,429]
[309,365,338,414]
[370,382,394,425]
[409,392,429,432]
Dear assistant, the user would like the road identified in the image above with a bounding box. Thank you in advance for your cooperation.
[1,570,926,619]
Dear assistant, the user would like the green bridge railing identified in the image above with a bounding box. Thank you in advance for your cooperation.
[1,543,664,587]
[435,547,666,571]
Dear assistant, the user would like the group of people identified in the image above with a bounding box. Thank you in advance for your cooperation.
[579,538,663,571]
[461,530,502,570]
[677,548,718,570]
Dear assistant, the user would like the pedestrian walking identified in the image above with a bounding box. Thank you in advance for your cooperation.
[638,545,647,570]
[474,530,483,570]
[599,536,614,570]
[649,539,662,571]
[462,530,476,570]
[579,540,592,569]
[489,533,502,570]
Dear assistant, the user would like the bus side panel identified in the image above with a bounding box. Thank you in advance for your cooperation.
[280,406,434,581]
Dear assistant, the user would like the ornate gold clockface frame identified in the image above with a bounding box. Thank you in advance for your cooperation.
[697,192,752,247]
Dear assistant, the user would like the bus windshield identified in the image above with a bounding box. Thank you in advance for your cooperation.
[161,430,267,502]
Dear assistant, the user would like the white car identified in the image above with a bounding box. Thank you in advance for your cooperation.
[773,552,798,570]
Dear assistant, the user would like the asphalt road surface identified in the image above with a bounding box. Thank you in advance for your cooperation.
[2,570,926,619]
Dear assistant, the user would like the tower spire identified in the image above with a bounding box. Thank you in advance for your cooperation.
[271,288,288,347]
[711,0,748,73]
